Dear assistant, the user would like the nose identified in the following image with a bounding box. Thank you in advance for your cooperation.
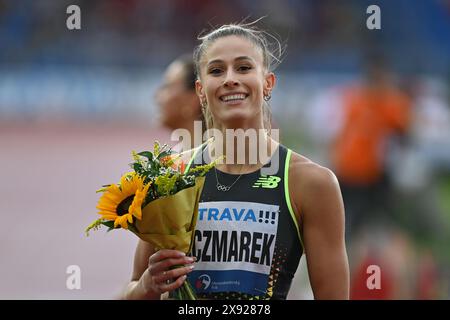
[223,69,239,87]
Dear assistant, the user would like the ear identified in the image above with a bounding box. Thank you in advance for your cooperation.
[263,72,276,96]
[195,79,205,105]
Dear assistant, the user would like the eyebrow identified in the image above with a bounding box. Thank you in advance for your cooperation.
[207,56,254,67]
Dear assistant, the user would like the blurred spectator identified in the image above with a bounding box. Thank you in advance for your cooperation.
[331,53,412,237]
[155,53,205,151]
[416,249,440,299]
[349,226,418,299]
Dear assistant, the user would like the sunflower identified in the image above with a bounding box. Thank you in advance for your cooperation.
[96,172,150,229]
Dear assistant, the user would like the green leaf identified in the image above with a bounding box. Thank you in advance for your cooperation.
[138,151,153,160]
[157,150,173,160]
[133,163,143,172]
[128,224,138,234]
[101,220,115,229]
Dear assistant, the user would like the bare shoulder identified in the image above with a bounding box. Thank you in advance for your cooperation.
[288,151,343,222]
[289,151,339,193]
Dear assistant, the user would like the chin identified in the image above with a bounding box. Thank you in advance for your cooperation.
[222,115,255,129]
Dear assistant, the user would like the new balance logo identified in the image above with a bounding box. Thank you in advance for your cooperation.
[252,176,281,188]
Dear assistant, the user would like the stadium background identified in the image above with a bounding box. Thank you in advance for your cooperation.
[1,0,449,299]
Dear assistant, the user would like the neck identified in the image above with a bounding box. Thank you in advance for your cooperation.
[208,129,278,174]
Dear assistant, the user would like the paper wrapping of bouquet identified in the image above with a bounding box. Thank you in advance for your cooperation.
[133,176,205,254]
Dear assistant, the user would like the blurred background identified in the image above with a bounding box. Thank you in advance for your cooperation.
[1,0,449,299]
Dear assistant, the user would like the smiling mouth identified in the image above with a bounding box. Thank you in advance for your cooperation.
[219,93,248,103]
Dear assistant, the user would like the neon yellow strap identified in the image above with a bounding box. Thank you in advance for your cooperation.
[284,149,304,249]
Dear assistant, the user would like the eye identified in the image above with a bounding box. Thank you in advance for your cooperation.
[237,65,252,72]
[208,68,222,75]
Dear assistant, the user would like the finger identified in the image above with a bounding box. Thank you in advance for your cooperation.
[149,256,195,275]
[158,275,188,293]
[149,249,185,264]
[153,265,195,284]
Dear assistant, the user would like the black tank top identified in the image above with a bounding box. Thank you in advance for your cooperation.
[185,142,304,300]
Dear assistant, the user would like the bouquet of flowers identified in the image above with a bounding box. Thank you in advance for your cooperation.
[85,141,216,300]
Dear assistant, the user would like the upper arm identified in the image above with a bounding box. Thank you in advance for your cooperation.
[292,160,349,299]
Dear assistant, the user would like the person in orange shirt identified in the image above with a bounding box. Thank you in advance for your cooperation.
[332,54,411,237]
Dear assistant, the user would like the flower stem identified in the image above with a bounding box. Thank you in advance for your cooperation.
[170,265,197,300]
[183,280,197,300]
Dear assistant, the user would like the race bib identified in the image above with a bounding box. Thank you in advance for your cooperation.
[189,201,279,296]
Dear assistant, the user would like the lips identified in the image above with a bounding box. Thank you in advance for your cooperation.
[219,93,248,103]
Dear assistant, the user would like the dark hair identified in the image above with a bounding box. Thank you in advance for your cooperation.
[170,53,205,129]
[174,53,197,91]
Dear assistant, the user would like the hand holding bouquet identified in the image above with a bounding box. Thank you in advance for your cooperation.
[86,141,215,299]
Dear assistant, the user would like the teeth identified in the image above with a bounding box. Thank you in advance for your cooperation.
[222,94,246,102]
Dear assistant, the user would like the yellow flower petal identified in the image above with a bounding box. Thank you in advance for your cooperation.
[127,214,133,223]
[94,172,148,231]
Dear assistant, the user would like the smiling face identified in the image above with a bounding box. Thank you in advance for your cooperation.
[196,35,275,130]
